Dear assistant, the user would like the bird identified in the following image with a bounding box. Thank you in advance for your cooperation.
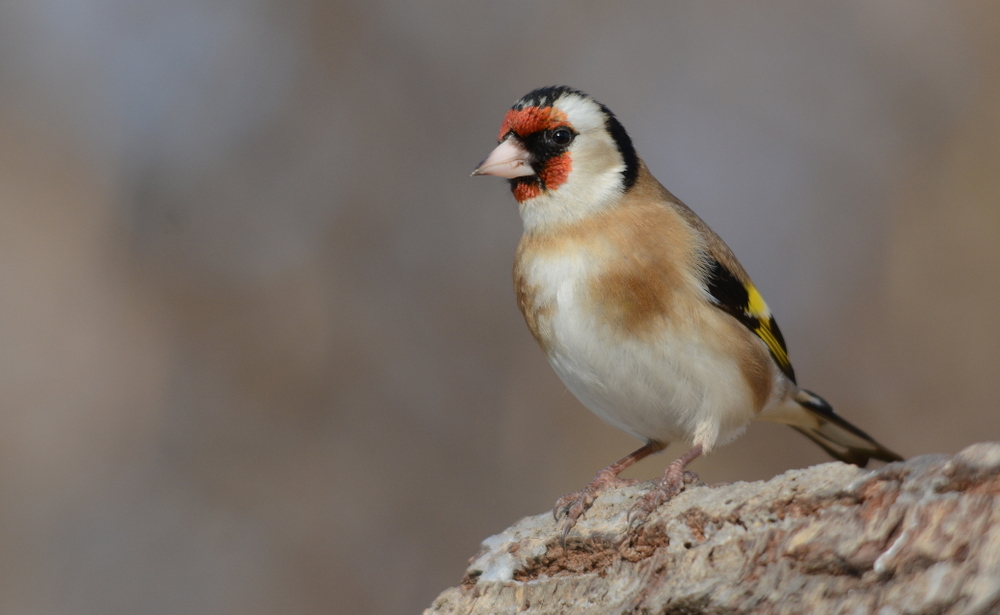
[472,86,903,538]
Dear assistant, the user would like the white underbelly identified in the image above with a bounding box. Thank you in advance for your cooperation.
[545,290,756,451]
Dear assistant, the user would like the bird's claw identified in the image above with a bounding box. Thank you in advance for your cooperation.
[552,469,637,543]
[624,468,700,531]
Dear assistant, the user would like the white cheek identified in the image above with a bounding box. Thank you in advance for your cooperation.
[517,139,624,231]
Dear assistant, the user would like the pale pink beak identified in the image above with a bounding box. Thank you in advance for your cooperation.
[471,138,536,178]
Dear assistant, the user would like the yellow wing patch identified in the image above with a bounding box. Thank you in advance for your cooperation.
[705,258,796,382]
[745,284,770,319]
[745,283,792,376]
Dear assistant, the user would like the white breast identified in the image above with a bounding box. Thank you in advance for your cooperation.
[523,246,757,452]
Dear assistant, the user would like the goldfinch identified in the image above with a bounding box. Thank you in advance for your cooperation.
[473,86,903,536]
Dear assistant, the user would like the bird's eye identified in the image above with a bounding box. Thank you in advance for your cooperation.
[549,127,574,146]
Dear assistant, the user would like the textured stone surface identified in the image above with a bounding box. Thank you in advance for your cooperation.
[425,443,1000,615]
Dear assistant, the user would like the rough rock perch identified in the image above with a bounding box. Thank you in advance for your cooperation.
[424,443,1000,614]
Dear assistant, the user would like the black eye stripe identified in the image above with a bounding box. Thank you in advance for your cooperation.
[520,128,574,163]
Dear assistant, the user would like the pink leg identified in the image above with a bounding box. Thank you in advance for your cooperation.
[554,441,666,542]
[628,444,703,528]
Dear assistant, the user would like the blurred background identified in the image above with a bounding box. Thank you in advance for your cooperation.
[1,1,998,613]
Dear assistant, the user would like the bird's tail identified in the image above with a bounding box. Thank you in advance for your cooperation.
[765,389,904,467]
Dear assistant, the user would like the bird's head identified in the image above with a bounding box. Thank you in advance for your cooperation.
[473,86,639,228]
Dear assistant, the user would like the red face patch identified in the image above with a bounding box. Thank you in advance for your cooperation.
[498,106,569,140]
[500,105,574,203]
[539,153,571,190]
[512,182,541,202]
[510,153,572,203]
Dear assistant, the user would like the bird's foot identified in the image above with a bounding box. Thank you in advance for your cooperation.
[626,444,704,531]
[626,470,700,529]
[553,468,639,544]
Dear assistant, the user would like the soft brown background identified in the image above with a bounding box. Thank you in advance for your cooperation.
[2,2,998,614]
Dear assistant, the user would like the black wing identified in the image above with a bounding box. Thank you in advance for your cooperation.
[705,259,796,383]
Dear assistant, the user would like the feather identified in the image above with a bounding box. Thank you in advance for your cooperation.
[704,259,796,383]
